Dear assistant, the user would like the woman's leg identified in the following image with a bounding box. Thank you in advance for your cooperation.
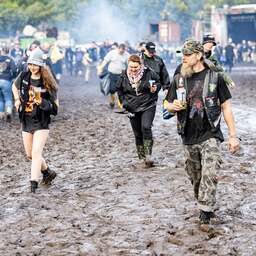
[31,130,49,181]
[22,131,33,160]
[141,106,156,166]
[22,131,47,170]
[41,158,48,171]
[141,106,156,142]
[129,113,145,159]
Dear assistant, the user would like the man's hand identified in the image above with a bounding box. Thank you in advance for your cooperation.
[172,99,185,112]
[228,137,240,153]
[164,99,184,112]
[150,85,157,93]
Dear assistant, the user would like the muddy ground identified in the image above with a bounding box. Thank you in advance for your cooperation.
[0,67,255,256]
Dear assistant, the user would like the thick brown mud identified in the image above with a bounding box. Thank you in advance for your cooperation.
[0,69,255,256]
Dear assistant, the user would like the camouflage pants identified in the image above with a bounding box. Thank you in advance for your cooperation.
[184,138,222,212]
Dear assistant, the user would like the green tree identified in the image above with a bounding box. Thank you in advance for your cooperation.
[0,0,255,38]
[0,0,88,36]
[205,0,255,7]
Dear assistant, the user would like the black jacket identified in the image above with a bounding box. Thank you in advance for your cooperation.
[116,67,161,113]
[141,53,170,90]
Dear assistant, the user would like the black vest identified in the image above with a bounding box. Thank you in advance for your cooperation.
[175,69,221,135]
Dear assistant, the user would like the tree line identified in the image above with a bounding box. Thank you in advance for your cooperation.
[0,0,254,38]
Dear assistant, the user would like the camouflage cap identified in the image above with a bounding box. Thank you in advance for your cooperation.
[182,39,204,55]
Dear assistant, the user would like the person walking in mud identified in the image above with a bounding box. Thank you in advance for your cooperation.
[0,46,17,121]
[174,35,235,88]
[141,42,170,94]
[98,43,129,109]
[12,48,59,193]
[164,39,240,224]
[225,39,235,73]
[116,54,161,167]
[202,34,235,88]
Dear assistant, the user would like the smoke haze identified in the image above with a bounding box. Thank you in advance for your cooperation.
[70,0,151,43]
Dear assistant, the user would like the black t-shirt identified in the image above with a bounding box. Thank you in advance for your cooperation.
[166,68,231,145]
[15,73,49,132]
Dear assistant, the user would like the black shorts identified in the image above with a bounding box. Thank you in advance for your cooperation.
[22,115,49,133]
[109,73,121,94]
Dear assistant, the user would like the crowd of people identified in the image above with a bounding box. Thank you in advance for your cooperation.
[0,34,243,225]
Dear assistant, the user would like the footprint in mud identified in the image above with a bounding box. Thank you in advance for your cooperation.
[199,224,224,238]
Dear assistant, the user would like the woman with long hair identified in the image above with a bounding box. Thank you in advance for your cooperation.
[12,48,59,193]
[116,54,161,167]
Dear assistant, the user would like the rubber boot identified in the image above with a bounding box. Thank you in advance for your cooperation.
[109,94,115,109]
[136,144,145,160]
[143,139,154,167]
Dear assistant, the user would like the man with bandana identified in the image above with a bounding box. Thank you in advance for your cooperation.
[164,39,240,224]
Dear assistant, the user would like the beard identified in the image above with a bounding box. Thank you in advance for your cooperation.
[181,63,194,78]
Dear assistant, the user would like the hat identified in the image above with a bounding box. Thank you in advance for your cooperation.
[145,42,156,53]
[202,34,216,46]
[182,39,204,55]
[27,48,45,67]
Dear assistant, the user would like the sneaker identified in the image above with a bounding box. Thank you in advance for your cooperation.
[30,180,38,193]
[42,168,57,185]
[199,210,214,224]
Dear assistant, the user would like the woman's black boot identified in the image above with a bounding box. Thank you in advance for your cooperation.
[41,168,57,185]
[30,181,38,193]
